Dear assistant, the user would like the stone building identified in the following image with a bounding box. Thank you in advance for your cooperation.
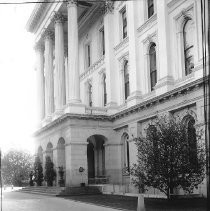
[26,0,207,196]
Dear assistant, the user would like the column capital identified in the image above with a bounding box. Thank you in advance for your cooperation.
[34,41,44,52]
[67,0,78,8]
[52,12,67,24]
[42,28,54,40]
[102,1,114,15]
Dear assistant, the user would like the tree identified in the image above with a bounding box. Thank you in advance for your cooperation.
[44,156,56,186]
[2,150,33,186]
[131,115,206,199]
[33,156,44,186]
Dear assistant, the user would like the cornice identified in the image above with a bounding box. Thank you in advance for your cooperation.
[34,77,206,137]
[111,77,205,120]
[167,0,183,9]
[34,113,112,136]
[26,0,50,33]
[79,4,103,37]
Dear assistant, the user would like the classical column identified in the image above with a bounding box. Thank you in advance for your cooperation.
[43,29,54,117]
[104,1,117,109]
[34,42,45,121]
[67,0,80,103]
[53,12,66,112]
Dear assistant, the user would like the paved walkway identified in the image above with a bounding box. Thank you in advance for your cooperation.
[1,191,120,211]
[1,188,207,211]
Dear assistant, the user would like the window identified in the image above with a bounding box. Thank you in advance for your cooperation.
[186,116,197,168]
[124,61,129,100]
[103,74,107,106]
[149,43,157,91]
[88,82,93,107]
[148,0,154,19]
[122,133,130,174]
[85,43,91,68]
[183,19,194,75]
[121,8,127,39]
[147,125,159,173]
[99,27,105,56]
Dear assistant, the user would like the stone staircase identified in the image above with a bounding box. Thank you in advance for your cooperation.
[18,186,102,196]
[61,186,102,196]
[18,186,64,196]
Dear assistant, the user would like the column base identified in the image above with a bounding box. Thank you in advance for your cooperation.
[64,103,86,114]
[52,108,65,120]
[68,99,82,104]
[126,91,142,107]
[105,102,118,114]
[155,76,174,95]
[42,115,52,126]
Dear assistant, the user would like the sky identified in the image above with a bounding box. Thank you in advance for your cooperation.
[0,1,37,154]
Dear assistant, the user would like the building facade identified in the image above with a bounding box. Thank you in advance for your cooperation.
[27,0,207,196]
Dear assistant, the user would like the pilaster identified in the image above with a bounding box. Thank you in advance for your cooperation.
[104,3,118,113]
[65,142,88,187]
[156,0,174,95]
[126,1,142,107]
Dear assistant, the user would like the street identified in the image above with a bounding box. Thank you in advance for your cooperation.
[0,189,119,211]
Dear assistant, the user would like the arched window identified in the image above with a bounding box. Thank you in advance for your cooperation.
[183,19,194,75]
[149,43,157,91]
[88,82,93,107]
[103,74,107,106]
[186,116,197,168]
[148,0,154,19]
[124,61,129,100]
[122,133,130,174]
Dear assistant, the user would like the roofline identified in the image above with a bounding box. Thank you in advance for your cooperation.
[25,0,49,33]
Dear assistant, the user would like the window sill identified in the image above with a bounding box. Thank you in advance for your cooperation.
[174,70,195,88]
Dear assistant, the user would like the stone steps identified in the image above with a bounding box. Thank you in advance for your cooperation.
[18,186,102,196]
[18,186,63,196]
[60,186,102,196]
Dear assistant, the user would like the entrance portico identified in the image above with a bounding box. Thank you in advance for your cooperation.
[87,135,107,184]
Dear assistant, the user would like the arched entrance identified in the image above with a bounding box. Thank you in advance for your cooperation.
[46,142,53,161]
[57,138,65,168]
[87,135,106,184]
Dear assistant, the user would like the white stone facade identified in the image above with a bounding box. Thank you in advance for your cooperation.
[27,0,208,196]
